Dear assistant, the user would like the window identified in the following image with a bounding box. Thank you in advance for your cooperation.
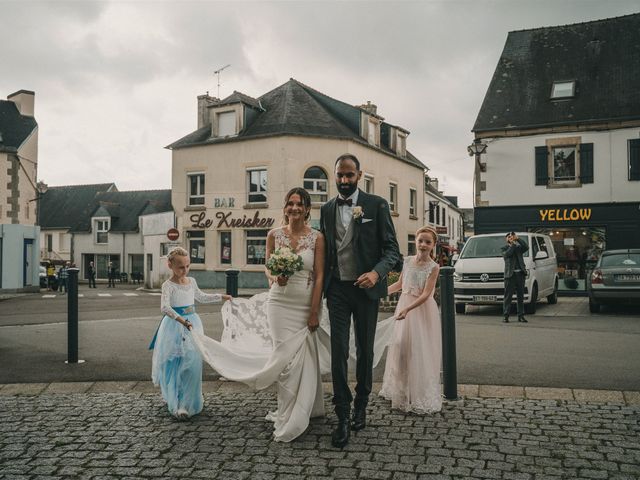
[535,142,593,187]
[220,231,232,264]
[552,147,577,181]
[217,111,236,137]
[96,254,119,279]
[188,230,205,264]
[95,219,109,244]
[396,132,406,156]
[408,234,416,256]
[303,166,328,203]
[629,139,640,181]
[247,168,267,203]
[46,234,52,252]
[409,188,417,217]
[368,119,378,145]
[435,205,440,225]
[363,175,374,194]
[428,201,436,223]
[551,80,575,99]
[246,230,268,265]
[188,173,205,206]
[389,183,397,213]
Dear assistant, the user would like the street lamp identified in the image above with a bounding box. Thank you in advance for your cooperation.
[467,138,488,172]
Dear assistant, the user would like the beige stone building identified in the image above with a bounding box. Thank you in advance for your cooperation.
[167,79,427,288]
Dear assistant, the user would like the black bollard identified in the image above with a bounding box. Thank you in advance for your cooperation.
[439,266,458,400]
[67,268,79,363]
[225,269,239,297]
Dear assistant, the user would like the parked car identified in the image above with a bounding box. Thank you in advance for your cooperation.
[587,249,640,313]
[452,232,559,315]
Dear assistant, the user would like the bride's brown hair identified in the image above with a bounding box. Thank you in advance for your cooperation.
[416,226,438,260]
[282,187,312,225]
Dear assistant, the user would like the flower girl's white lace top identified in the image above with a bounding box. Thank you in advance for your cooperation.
[402,256,438,297]
[161,277,222,319]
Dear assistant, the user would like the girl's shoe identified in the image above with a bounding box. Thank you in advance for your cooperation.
[175,408,189,420]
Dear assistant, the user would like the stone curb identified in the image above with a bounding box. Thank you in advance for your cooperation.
[1,381,638,405]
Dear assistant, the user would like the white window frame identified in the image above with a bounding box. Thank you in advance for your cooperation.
[303,166,329,204]
[363,174,374,194]
[409,188,417,217]
[94,218,110,244]
[216,110,237,137]
[389,182,397,213]
[550,80,576,99]
[188,172,205,206]
[247,168,268,204]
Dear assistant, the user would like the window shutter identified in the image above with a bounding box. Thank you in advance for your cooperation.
[629,139,640,181]
[579,143,594,184]
[535,146,548,186]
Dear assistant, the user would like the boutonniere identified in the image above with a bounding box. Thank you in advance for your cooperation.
[352,206,364,220]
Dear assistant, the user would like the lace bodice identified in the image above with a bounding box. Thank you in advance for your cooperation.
[161,277,222,319]
[273,228,319,272]
[402,256,438,296]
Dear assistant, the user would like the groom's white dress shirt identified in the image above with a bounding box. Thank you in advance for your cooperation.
[338,190,359,230]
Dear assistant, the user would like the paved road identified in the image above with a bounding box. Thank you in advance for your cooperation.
[1,386,639,480]
[1,287,639,390]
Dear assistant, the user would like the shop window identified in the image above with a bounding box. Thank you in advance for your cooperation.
[220,231,232,264]
[247,168,267,204]
[409,189,417,218]
[629,138,640,181]
[303,166,328,203]
[95,219,109,244]
[188,230,205,264]
[363,174,374,194]
[389,183,397,213]
[246,230,268,265]
[188,173,205,206]
[96,254,119,279]
[408,234,416,256]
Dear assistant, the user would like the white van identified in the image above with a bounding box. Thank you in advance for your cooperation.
[453,232,558,314]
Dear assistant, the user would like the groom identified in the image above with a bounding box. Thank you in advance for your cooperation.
[320,153,400,448]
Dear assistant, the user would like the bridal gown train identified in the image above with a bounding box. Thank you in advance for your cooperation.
[191,228,396,442]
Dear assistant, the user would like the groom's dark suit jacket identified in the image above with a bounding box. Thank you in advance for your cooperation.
[320,189,400,299]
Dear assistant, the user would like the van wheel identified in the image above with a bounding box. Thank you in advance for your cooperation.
[455,303,465,315]
[524,283,537,314]
[547,280,558,304]
[589,298,601,313]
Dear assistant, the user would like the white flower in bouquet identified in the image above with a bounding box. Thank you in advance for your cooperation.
[266,247,304,278]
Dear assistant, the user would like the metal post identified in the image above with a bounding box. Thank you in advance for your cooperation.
[67,268,79,364]
[225,269,239,297]
[439,266,458,400]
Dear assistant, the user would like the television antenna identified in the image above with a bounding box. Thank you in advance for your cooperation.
[213,64,231,98]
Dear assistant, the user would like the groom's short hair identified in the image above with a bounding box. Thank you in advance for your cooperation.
[335,153,360,171]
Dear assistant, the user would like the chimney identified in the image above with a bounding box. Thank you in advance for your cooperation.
[7,90,35,117]
[197,93,219,129]
[429,178,439,191]
[359,100,377,115]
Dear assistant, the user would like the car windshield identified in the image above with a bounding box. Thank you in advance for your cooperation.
[601,253,640,268]
[460,236,529,259]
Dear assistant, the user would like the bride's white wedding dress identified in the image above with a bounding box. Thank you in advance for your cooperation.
[191,227,396,442]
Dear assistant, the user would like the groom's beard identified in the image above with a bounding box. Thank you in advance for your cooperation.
[337,183,357,198]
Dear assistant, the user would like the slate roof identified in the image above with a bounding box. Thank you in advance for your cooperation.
[72,189,173,233]
[38,183,117,229]
[0,100,38,153]
[474,13,640,132]
[217,91,263,110]
[167,79,426,170]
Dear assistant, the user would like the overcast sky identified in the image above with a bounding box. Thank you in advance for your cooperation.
[2,0,638,208]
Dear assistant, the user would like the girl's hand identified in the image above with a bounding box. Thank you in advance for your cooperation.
[307,312,319,332]
[396,309,409,321]
[276,275,289,286]
[183,319,193,330]
[222,294,233,301]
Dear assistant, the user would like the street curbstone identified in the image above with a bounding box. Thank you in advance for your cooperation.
[525,387,574,400]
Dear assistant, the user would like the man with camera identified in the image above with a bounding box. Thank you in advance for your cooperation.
[502,232,529,323]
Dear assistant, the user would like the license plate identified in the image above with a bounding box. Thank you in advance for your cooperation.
[473,295,497,302]
[615,274,640,282]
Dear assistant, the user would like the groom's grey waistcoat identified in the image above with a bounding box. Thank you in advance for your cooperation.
[334,209,358,281]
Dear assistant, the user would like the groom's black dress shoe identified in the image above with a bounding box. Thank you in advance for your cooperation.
[331,418,350,448]
[351,407,367,431]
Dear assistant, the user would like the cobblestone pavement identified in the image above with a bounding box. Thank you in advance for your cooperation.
[1,383,639,479]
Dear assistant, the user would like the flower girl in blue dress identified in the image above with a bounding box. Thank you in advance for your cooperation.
[151,247,232,420]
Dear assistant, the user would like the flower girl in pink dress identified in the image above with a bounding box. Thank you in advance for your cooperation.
[379,226,442,413]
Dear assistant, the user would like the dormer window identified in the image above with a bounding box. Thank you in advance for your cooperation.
[396,131,407,156]
[94,219,109,244]
[216,110,237,137]
[551,80,576,99]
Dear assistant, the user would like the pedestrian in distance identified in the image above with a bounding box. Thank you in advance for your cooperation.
[107,262,117,288]
[150,247,232,420]
[502,232,529,323]
[379,226,442,414]
[58,262,69,294]
[88,261,97,288]
[46,262,56,291]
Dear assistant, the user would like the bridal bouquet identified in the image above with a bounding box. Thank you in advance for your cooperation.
[266,247,304,278]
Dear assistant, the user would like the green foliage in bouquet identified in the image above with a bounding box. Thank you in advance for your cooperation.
[266,247,304,278]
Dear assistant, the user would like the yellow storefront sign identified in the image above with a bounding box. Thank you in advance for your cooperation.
[539,208,592,222]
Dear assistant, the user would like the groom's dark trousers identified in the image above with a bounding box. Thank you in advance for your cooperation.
[326,280,379,414]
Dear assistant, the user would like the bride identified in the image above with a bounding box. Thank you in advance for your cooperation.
[191,187,330,442]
